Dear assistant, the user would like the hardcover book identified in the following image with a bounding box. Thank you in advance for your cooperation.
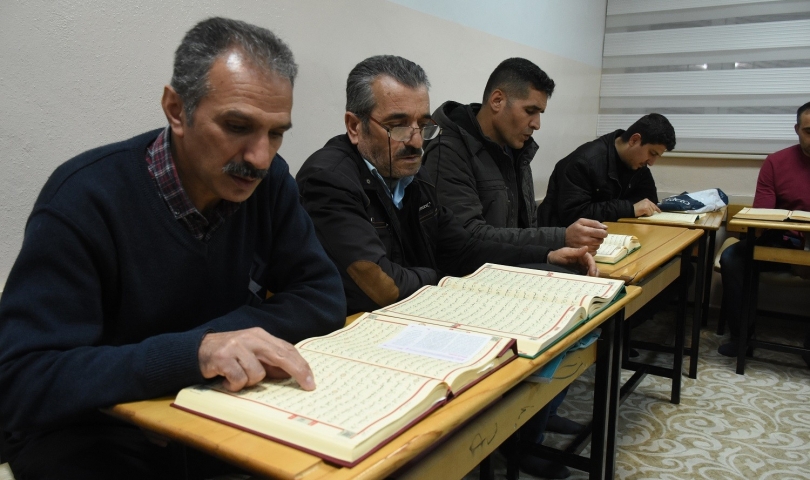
[173,264,625,465]
[733,207,810,223]
[594,234,641,264]
[633,211,700,224]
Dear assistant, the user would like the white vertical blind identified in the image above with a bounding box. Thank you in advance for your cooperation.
[599,0,810,154]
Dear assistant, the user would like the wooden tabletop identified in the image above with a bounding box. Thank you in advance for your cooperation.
[618,207,725,231]
[598,222,702,285]
[106,287,641,480]
[727,217,810,233]
[727,217,810,267]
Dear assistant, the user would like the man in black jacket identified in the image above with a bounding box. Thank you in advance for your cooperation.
[296,55,597,316]
[423,57,603,479]
[424,58,606,254]
[537,114,676,227]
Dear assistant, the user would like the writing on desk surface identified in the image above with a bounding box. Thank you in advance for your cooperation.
[468,422,498,455]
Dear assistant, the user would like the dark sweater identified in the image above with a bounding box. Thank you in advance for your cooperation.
[0,129,345,432]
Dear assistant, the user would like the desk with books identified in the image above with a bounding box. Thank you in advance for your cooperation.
[726,216,810,374]
[598,222,703,405]
[106,283,642,480]
[618,208,725,379]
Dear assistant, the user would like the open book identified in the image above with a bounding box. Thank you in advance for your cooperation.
[174,313,516,467]
[594,233,641,264]
[172,264,625,466]
[375,264,625,358]
[633,211,700,224]
[733,207,810,223]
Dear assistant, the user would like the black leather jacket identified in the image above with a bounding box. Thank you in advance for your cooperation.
[424,101,566,247]
[537,130,658,227]
[296,134,551,314]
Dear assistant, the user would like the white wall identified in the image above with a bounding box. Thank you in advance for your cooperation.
[0,0,606,285]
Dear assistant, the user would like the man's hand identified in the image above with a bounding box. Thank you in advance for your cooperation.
[634,198,661,217]
[198,327,315,392]
[565,218,608,253]
[547,246,599,277]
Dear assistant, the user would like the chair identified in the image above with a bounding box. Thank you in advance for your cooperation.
[713,204,747,335]
[714,206,810,371]
[715,237,810,333]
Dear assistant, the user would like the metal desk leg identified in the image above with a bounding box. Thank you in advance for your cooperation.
[701,231,717,327]
[605,309,623,478]
[736,232,757,374]
[689,238,706,379]
[590,310,619,480]
[671,250,688,404]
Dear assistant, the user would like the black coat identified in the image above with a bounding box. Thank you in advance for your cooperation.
[296,134,551,314]
[424,101,566,247]
[537,130,658,227]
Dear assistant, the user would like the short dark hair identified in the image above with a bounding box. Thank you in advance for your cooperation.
[797,101,810,125]
[620,113,676,151]
[482,58,555,104]
[171,17,298,123]
[346,55,430,123]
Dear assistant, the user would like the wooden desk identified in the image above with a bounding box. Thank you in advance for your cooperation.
[599,223,703,404]
[618,209,724,379]
[726,218,810,374]
[106,287,640,480]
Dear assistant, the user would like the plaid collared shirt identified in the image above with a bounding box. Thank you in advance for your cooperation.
[145,127,239,242]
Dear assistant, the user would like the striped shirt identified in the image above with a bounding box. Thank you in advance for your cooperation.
[145,127,239,241]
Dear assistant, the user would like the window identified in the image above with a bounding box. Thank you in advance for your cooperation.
[599,0,810,154]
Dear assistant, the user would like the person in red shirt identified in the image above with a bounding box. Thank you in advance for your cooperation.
[718,101,810,362]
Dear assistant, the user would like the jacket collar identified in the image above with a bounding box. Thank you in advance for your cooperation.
[604,129,625,182]
[433,101,539,166]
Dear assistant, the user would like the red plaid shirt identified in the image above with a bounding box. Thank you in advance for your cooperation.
[145,127,239,241]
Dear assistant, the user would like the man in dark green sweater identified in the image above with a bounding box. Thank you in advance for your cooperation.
[0,18,344,479]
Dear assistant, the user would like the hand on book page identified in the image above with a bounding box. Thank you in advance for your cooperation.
[198,327,314,392]
[634,198,661,217]
[174,314,516,465]
[176,352,451,465]
[565,218,608,254]
[548,246,599,276]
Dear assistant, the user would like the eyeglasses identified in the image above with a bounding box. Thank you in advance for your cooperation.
[367,116,441,142]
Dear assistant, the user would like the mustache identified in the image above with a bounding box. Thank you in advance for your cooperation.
[394,146,423,159]
[222,161,269,180]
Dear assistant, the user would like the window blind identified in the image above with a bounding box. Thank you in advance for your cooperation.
[599,0,810,155]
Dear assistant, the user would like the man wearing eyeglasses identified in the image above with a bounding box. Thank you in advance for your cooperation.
[296,55,597,316]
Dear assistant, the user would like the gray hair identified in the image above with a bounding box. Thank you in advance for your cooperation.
[171,17,298,122]
[346,55,430,122]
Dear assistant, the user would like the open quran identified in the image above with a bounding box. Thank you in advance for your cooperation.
[173,264,625,465]
[733,207,810,223]
[633,211,700,224]
[594,233,641,264]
